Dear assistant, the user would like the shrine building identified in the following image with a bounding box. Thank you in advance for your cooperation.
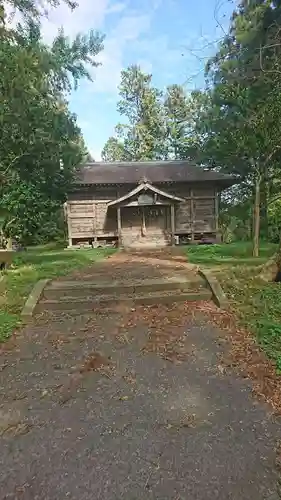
[65,160,235,249]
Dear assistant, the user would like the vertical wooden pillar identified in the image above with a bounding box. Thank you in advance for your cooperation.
[171,204,175,246]
[93,201,96,241]
[66,202,72,248]
[190,189,195,242]
[117,206,122,247]
[215,189,220,242]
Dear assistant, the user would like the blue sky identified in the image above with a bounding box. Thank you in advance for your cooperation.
[42,0,236,159]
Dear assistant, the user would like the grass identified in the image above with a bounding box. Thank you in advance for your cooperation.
[185,241,277,267]
[185,241,281,373]
[0,245,115,342]
[222,270,281,374]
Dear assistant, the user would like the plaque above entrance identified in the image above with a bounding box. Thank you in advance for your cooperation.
[137,193,155,205]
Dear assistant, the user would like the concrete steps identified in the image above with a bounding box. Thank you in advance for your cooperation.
[43,276,204,300]
[124,247,186,257]
[123,247,188,262]
[36,289,212,314]
[35,276,211,314]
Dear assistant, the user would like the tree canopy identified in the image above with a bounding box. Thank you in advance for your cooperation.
[199,0,281,254]
[102,0,281,256]
[101,66,201,163]
[3,0,281,254]
[0,1,104,244]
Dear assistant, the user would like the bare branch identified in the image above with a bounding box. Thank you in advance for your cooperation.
[0,153,30,182]
[214,0,228,37]
[268,195,281,206]
[264,145,281,166]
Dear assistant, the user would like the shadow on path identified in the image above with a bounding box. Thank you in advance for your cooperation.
[0,254,280,499]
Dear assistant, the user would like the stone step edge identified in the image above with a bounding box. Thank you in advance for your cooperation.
[43,288,208,302]
[198,268,228,309]
[36,290,212,312]
[43,286,206,301]
[44,279,204,297]
[46,276,202,289]
[21,279,50,320]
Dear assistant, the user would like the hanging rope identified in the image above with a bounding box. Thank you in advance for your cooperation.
[141,207,147,237]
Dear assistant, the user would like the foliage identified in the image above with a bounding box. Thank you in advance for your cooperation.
[196,0,281,255]
[164,84,191,159]
[101,0,281,255]
[117,65,167,161]
[101,136,127,162]
[102,67,212,163]
[256,316,281,374]
[223,271,281,374]
[103,2,281,259]
[102,65,167,162]
[26,208,67,245]
[0,246,115,341]
[0,0,77,31]
[0,5,104,245]
[268,199,281,243]
[186,241,281,373]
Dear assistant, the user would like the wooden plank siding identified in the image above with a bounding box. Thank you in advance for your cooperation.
[66,182,219,246]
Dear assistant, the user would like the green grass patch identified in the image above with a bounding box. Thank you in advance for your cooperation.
[223,270,281,373]
[185,241,281,372]
[0,246,115,342]
[185,241,277,267]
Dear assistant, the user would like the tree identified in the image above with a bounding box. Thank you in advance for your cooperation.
[160,85,211,162]
[0,10,104,244]
[197,0,281,257]
[101,136,127,162]
[164,84,188,159]
[0,0,77,33]
[110,65,167,161]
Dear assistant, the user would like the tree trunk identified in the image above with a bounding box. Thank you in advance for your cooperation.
[253,174,261,257]
[6,238,12,250]
[260,169,269,239]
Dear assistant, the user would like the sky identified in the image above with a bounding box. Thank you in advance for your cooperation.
[40,0,236,160]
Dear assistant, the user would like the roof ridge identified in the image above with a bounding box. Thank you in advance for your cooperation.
[74,160,237,188]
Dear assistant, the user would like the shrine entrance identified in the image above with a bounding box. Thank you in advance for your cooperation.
[107,180,184,248]
[120,204,170,248]
[141,205,167,232]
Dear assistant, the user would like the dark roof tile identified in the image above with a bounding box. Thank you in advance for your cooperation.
[75,160,237,187]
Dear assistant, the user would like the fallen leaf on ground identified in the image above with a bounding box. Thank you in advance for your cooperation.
[78,352,110,374]
[119,395,129,401]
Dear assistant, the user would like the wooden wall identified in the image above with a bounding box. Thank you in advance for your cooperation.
[66,182,218,244]
[162,183,217,235]
[67,186,118,241]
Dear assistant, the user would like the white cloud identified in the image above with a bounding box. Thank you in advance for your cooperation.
[105,2,127,15]
[6,0,167,95]
[135,59,153,74]
[91,38,123,93]
[40,0,109,42]
[90,12,154,94]
[111,14,151,40]
[33,1,156,95]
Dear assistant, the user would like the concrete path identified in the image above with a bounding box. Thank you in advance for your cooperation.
[0,255,281,499]
[55,251,199,282]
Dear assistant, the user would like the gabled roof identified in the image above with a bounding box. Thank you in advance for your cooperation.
[74,160,237,188]
[107,182,185,207]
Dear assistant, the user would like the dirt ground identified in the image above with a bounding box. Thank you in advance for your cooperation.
[0,254,281,499]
